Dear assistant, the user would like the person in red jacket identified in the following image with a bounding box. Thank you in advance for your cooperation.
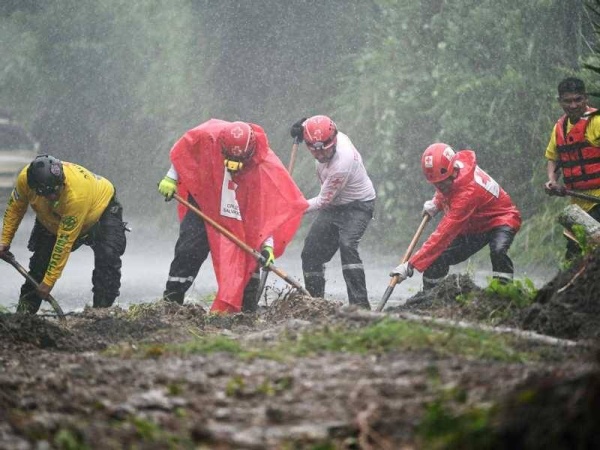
[157,119,308,313]
[390,143,521,290]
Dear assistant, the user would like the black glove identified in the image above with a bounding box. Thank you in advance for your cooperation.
[290,117,307,142]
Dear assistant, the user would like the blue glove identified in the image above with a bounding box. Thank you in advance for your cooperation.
[260,245,275,268]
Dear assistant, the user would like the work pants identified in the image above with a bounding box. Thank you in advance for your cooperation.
[17,197,127,314]
[163,196,260,311]
[301,199,374,309]
[422,225,516,290]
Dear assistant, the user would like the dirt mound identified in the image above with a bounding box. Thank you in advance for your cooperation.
[0,302,210,352]
[490,362,600,449]
[0,313,74,349]
[398,274,481,312]
[264,292,342,322]
[520,249,600,341]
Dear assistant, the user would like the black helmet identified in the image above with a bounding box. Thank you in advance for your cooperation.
[27,155,64,196]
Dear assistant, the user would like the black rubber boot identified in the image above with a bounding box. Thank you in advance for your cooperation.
[350,298,371,310]
[16,289,42,314]
[241,277,260,313]
[93,294,115,308]
[162,291,185,305]
[304,274,325,298]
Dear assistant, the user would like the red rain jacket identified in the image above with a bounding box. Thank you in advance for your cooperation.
[409,150,521,272]
[171,119,308,313]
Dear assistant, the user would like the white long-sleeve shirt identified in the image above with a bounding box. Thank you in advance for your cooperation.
[307,132,376,213]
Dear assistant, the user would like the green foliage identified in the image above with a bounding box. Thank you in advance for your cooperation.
[334,0,593,251]
[54,428,89,450]
[127,415,192,447]
[171,334,243,355]
[571,224,594,256]
[225,374,245,397]
[417,399,495,450]
[510,196,565,269]
[484,277,537,307]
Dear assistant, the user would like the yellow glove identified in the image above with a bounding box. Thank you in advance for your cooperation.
[158,176,177,200]
[260,245,275,268]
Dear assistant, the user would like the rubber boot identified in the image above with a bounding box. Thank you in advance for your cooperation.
[241,277,260,313]
[350,298,371,310]
[162,291,185,305]
[16,288,42,314]
[93,294,115,308]
[304,274,325,298]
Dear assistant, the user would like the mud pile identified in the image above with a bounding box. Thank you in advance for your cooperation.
[520,248,600,341]
[264,291,342,323]
[488,362,600,450]
[0,301,209,352]
[394,254,600,342]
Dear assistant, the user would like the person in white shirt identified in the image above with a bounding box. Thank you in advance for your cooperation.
[290,115,376,309]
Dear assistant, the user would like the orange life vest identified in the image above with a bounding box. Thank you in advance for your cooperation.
[555,107,600,190]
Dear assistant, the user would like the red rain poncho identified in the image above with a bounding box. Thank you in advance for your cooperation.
[171,119,308,313]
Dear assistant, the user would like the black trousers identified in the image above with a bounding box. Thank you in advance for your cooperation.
[18,197,127,313]
[422,225,516,289]
[163,196,260,311]
[301,199,374,309]
[565,204,600,261]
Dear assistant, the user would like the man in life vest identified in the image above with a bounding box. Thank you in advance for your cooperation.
[157,119,308,313]
[390,143,521,290]
[289,115,376,309]
[544,77,600,260]
[0,155,127,313]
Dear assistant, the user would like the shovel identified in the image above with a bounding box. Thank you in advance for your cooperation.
[376,214,430,312]
[0,252,66,321]
[254,137,301,305]
[288,136,300,174]
[173,193,311,297]
[254,264,270,307]
[548,186,600,203]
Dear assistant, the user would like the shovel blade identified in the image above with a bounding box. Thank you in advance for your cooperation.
[376,285,395,312]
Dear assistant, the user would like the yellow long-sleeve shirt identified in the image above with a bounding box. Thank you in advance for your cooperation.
[1,162,114,286]
[545,115,600,211]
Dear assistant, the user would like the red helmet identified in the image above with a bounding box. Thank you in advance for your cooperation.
[421,143,457,183]
[218,122,256,161]
[303,115,337,150]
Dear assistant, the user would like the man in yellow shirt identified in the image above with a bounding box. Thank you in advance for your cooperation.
[545,77,600,260]
[0,155,127,313]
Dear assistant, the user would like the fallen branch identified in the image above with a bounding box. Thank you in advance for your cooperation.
[396,312,582,347]
[557,262,588,294]
[337,309,584,347]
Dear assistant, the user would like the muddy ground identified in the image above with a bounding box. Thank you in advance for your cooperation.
[1,253,600,449]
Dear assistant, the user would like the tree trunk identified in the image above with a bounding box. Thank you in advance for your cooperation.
[558,204,600,245]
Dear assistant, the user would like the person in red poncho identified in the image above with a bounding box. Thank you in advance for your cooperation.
[157,119,308,313]
[390,143,521,290]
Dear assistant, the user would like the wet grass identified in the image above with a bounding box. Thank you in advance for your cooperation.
[283,317,528,363]
[104,316,564,364]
